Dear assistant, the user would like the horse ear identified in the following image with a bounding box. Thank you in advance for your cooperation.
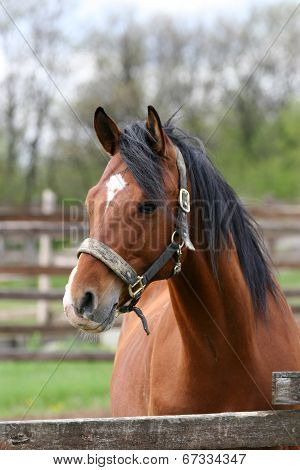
[146,105,166,156]
[94,107,121,156]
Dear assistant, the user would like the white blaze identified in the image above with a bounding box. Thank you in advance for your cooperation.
[63,264,78,308]
[106,174,126,208]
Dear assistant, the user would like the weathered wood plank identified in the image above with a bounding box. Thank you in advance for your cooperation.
[0,266,71,276]
[249,205,300,219]
[0,324,74,335]
[0,286,300,304]
[2,203,300,222]
[272,372,300,405]
[1,218,300,238]
[1,261,299,278]
[0,351,115,362]
[0,410,299,449]
[260,221,300,234]
[0,289,64,300]
[273,260,300,269]
[0,212,84,222]
[0,319,122,335]
[0,221,86,235]
[284,288,300,297]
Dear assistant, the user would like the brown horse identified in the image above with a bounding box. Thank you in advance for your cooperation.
[64,105,300,418]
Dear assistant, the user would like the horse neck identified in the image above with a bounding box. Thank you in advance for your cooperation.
[167,244,258,363]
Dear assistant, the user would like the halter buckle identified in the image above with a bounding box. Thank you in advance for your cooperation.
[179,188,190,213]
[128,276,145,299]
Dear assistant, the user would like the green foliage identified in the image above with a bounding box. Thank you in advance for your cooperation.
[0,3,300,204]
[213,100,300,200]
[27,332,43,350]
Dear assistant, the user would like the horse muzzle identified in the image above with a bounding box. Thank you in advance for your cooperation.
[63,265,121,333]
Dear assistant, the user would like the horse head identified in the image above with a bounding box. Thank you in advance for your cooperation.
[63,106,192,333]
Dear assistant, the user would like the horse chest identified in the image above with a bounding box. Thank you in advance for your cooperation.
[110,309,215,416]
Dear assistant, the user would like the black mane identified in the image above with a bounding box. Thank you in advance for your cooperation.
[119,119,277,316]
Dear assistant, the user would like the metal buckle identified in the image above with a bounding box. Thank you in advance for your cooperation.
[128,276,145,299]
[179,188,190,213]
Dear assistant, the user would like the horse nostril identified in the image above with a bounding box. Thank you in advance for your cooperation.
[79,291,95,318]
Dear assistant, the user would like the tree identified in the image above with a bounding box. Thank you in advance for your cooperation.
[0,0,68,204]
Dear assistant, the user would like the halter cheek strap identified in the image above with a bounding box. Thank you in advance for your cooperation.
[176,148,194,250]
[77,147,194,335]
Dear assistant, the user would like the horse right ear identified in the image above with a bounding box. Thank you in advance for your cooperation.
[146,105,166,156]
[94,107,121,156]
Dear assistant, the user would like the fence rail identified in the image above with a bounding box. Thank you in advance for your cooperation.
[0,211,81,222]
[1,261,300,278]
[0,221,85,235]
[0,324,75,335]
[0,265,72,276]
[1,221,300,236]
[0,203,299,231]
[0,410,299,449]
[0,203,299,220]
[0,288,299,301]
[0,372,299,450]
[0,289,63,300]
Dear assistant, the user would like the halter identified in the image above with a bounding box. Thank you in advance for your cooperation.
[77,148,195,334]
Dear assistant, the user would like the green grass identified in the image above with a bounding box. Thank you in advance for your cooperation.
[0,361,113,419]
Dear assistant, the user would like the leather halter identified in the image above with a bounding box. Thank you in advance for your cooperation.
[77,148,195,334]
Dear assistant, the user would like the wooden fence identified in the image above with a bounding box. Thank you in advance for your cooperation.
[0,372,299,449]
[0,197,300,361]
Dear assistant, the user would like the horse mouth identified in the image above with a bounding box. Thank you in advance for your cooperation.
[90,303,118,332]
[64,302,117,334]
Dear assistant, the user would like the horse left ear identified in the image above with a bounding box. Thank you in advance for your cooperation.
[146,105,166,156]
[94,107,121,156]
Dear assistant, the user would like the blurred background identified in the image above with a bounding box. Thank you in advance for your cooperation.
[0,0,299,421]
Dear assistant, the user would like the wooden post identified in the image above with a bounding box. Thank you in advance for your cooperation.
[37,189,56,325]
[24,235,36,264]
[266,235,276,258]
[0,234,4,260]
[272,372,300,405]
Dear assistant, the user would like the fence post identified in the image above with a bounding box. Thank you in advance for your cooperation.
[0,235,4,259]
[37,189,56,324]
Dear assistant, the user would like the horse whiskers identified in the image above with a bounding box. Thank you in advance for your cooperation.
[79,330,101,343]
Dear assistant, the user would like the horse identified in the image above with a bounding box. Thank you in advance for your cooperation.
[63,105,300,418]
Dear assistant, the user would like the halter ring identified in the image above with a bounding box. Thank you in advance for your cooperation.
[171,231,185,249]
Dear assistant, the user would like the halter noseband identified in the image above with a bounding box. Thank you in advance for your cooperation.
[77,148,195,334]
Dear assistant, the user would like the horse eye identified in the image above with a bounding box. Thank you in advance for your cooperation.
[138,201,157,214]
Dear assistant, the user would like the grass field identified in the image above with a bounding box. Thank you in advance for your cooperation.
[0,270,299,420]
[0,275,115,420]
[0,361,113,420]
